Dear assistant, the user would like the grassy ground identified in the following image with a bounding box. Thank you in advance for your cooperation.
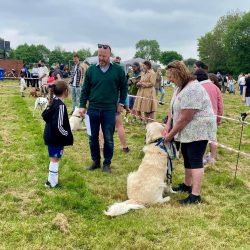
[0,80,249,250]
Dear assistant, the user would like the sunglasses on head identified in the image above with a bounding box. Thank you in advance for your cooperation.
[98,44,111,50]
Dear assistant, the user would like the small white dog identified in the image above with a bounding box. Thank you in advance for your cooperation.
[69,107,84,131]
[104,122,176,217]
[33,97,48,117]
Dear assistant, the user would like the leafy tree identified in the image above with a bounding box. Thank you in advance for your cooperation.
[9,43,51,66]
[36,44,50,62]
[198,11,243,73]
[184,58,197,68]
[224,12,250,74]
[160,51,183,65]
[49,47,65,65]
[92,50,98,56]
[13,43,34,64]
[134,39,161,61]
[76,48,91,60]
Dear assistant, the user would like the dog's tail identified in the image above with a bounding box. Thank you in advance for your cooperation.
[104,200,144,217]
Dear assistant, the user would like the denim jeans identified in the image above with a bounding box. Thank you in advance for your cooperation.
[156,87,165,102]
[240,85,244,95]
[159,87,165,102]
[87,109,116,165]
[229,84,234,93]
[71,86,81,111]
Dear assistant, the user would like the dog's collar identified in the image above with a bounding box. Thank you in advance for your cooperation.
[155,138,168,153]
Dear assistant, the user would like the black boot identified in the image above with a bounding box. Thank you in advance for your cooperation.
[88,161,100,171]
[172,183,192,193]
[179,193,201,205]
[241,112,248,121]
[103,164,111,173]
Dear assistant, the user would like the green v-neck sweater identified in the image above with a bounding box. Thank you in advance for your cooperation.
[80,63,128,110]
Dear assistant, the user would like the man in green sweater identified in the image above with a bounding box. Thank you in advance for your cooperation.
[79,44,128,173]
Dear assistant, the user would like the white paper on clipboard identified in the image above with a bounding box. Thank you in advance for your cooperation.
[84,114,91,136]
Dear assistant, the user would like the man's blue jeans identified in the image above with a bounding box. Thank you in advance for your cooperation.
[71,86,81,111]
[240,85,244,95]
[87,109,116,166]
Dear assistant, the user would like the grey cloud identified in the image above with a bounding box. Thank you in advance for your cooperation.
[1,0,249,58]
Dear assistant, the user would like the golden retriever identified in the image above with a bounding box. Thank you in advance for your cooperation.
[105,122,175,217]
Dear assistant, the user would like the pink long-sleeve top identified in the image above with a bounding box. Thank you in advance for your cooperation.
[200,80,224,124]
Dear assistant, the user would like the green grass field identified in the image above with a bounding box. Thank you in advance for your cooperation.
[0,80,249,250]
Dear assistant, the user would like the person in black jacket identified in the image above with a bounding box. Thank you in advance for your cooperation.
[42,80,73,188]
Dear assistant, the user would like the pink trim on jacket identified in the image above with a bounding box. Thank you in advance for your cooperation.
[200,80,224,124]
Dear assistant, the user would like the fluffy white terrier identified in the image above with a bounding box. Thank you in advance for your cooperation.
[105,122,175,217]
[69,107,84,131]
[33,97,48,117]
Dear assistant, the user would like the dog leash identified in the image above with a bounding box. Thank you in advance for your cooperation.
[155,138,176,184]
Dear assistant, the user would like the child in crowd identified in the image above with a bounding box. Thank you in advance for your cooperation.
[42,80,73,188]
[20,74,27,97]
[47,71,55,86]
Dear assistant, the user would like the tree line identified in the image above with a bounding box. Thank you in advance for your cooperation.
[198,10,250,75]
[8,40,187,68]
[8,44,92,66]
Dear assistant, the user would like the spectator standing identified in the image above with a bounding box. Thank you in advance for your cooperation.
[155,67,165,105]
[42,81,73,188]
[222,75,228,93]
[79,44,127,173]
[216,72,223,89]
[194,69,224,164]
[243,73,250,106]
[39,60,49,94]
[113,56,129,153]
[69,54,83,114]
[163,61,216,204]
[47,71,55,86]
[193,61,208,72]
[208,73,221,90]
[63,64,70,78]
[238,74,245,95]
[133,61,157,123]
[227,75,235,94]
[128,62,141,122]
[53,63,63,80]
[31,63,39,88]
[20,64,30,87]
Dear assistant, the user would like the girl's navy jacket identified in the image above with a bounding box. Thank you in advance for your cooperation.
[42,98,73,146]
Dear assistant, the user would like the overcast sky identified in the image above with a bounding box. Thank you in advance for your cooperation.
[1,0,249,60]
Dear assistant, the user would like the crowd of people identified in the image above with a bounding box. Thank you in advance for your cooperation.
[16,43,249,205]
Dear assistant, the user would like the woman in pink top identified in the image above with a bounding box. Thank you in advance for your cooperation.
[47,71,55,85]
[194,69,224,164]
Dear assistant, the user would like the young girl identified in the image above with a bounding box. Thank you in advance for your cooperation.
[42,80,73,188]
[20,74,27,97]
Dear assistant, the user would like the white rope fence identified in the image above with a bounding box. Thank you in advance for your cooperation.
[128,94,250,126]
[126,107,250,159]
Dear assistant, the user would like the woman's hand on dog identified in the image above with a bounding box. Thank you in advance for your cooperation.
[162,125,174,141]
